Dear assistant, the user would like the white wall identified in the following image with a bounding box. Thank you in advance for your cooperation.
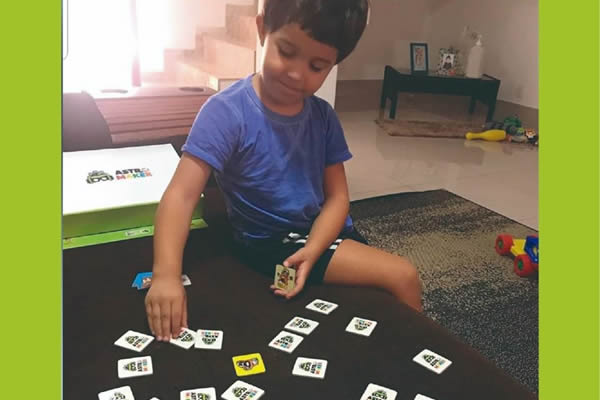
[425,0,538,108]
[63,0,136,91]
[338,0,431,80]
[338,0,538,108]
[314,66,338,107]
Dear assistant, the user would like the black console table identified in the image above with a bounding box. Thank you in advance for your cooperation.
[380,66,501,122]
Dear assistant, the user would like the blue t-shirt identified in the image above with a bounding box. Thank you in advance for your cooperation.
[182,75,354,242]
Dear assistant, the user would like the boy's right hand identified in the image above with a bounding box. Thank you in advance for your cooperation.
[144,275,188,341]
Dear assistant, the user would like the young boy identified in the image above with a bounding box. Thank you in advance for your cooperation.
[146,0,422,342]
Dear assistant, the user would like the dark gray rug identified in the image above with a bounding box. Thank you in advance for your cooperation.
[349,189,538,393]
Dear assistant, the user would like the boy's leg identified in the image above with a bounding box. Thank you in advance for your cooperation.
[323,239,423,312]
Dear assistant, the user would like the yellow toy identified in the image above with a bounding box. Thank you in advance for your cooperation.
[465,129,506,141]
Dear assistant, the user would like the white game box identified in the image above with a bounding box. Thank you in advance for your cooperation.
[63,144,206,248]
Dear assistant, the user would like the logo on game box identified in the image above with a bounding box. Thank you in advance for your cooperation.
[86,170,114,184]
[115,168,152,180]
[86,168,152,184]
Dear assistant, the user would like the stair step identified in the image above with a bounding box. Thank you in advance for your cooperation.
[177,54,249,91]
[201,33,255,77]
[225,3,257,18]
[203,31,256,51]
[226,15,257,49]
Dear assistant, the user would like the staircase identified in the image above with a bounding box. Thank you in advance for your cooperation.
[142,3,257,92]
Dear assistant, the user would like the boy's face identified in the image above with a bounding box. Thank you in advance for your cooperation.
[257,19,338,107]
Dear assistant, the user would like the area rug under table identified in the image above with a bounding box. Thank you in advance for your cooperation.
[349,189,538,393]
[375,117,485,138]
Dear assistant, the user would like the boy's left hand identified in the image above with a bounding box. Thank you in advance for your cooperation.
[270,247,318,299]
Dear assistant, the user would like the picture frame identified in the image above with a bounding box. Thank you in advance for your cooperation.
[410,43,429,74]
[436,47,463,76]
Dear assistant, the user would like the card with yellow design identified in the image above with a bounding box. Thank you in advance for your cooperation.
[232,353,266,376]
[274,264,296,291]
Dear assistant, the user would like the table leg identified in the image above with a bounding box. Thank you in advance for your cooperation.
[380,86,388,109]
[389,93,398,119]
[469,96,476,114]
[380,89,388,119]
[486,100,497,122]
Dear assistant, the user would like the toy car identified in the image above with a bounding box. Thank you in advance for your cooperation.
[495,234,539,277]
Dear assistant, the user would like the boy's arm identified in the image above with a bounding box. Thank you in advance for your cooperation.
[146,153,212,341]
[306,162,350,254]
[278,162,349,298]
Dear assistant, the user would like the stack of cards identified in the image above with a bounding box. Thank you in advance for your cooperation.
[305,299,338,314]
[170,328,196,350]
[221,380,265,400]
[131,272,153,290]
[195,329,223,350]
[117,356,153,379]
[412,349,452,374]
[274,264,296,291]
[345,317,378,337]
[131,272,191,290]
[360,383,397,400]
[268,330,304,353]
[180,387,216,400]
[292,357,328,379]
[98,386,135,400]
[114,330,154,352]
[232,353,266,376]
[284,316,319,335]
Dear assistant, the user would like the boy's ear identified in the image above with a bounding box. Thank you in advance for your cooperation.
[256,14,266,46]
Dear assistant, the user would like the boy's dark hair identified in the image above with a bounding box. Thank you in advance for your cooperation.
[262,0,370,64]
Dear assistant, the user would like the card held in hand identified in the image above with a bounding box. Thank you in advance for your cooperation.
[274,264,296,291]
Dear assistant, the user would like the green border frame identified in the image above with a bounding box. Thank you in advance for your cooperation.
[63,218,208,249]
[540,1,599,399]
[3,1,599,398]
[3,1,61,397]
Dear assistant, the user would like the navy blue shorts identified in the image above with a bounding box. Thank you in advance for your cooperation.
[232,228,368,284]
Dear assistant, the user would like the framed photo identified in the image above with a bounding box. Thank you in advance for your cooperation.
[410,43,429,74]
[436,47,462,76]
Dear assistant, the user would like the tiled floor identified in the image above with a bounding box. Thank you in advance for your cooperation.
[338,110,539,230]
